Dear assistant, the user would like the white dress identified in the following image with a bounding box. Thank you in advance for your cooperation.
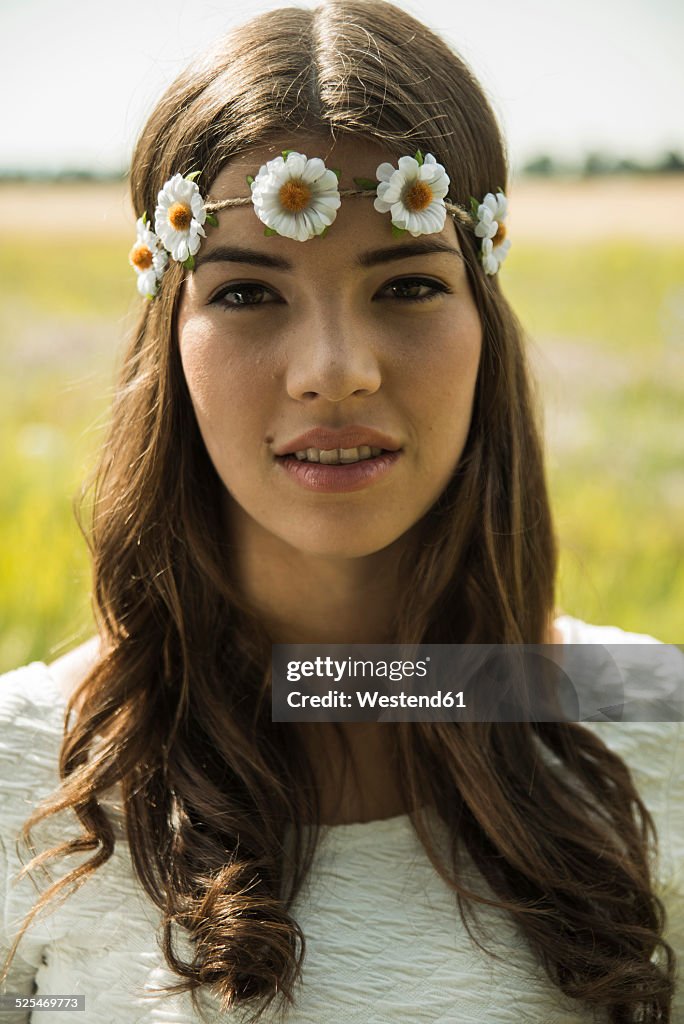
[1,616,682,1023]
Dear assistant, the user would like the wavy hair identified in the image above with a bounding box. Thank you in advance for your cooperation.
[2,1,675,1020]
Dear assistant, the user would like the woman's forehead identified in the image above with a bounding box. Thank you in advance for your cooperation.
[202,135,462,256]
[208,135,401,199]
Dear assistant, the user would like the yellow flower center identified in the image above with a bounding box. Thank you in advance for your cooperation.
[168,202,192,231]
[403,180,433,212]
[129,243,153,270]
[493,221,507,246]
[279,179,312,213]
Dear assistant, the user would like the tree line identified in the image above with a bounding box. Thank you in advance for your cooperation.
[521,150,684,177]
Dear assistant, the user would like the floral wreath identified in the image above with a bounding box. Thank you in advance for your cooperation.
[129,150,511,298]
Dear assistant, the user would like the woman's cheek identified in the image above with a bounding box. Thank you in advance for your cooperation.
[180,350,211,416]
[180,326,239,417]
[387,322,480,401]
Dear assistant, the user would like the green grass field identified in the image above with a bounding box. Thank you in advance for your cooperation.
[1,231,682,672]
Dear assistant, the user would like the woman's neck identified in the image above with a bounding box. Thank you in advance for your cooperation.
[230,518,409,646]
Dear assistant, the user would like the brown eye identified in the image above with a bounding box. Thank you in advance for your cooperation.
[378,277,451,304]
[210,283,280,311]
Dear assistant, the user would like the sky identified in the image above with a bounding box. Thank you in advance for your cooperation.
[1,0,682,175]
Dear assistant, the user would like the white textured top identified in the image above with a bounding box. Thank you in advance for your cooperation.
[1,616,683,1023]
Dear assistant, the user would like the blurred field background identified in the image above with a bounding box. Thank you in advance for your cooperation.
[1,176,683,673]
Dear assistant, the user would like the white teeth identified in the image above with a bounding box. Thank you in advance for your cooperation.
[338,447,362,463]
[290,445,385,465]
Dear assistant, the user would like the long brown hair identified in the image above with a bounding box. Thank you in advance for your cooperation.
[2,2,675,1020]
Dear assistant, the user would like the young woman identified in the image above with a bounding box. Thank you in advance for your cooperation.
[1,1,682,1021]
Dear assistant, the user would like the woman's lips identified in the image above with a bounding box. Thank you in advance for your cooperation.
[275,450,402,492]
[274,426,401,455]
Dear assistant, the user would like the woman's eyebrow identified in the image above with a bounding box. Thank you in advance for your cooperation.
[194,240,464,272]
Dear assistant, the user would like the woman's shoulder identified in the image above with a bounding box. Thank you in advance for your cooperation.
[554,613,664,646]
[552,612,683,808]
[0,661,65,835]
[553,616,683,899]
[554,613,683,722]
[0,640,99,823]
[45,635,101,705]
[554,614,683,833]
[0,657,66,730]
[0,636,99,716]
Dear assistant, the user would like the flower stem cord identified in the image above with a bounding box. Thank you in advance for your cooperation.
[129,152,511,297]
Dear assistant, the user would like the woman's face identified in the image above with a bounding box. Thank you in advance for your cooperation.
[177,136,482,559]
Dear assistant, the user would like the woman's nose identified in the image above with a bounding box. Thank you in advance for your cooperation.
[285,311,382,402]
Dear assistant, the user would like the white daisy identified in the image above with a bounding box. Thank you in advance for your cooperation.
[481,235,512,276]
[249,151,341,242]
[474,191,510,275]
[373,152,450,237]
[128,217,168,297]
[154,173,207,263]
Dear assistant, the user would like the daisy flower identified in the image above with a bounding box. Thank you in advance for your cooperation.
[480,235,512,275]
[128,217,168,297]
[154,173,207,263]
[249,151,341,241]
[474,191,511,275]
[373,151,450,237]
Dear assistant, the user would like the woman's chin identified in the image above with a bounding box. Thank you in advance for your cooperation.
[279,526,408,560]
